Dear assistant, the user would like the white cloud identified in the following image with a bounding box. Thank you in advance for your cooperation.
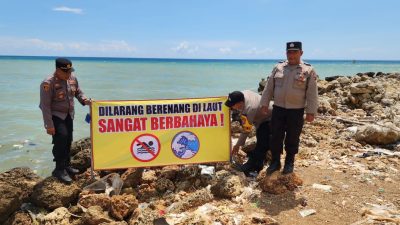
[219,47,232,54]
[53,6,83,14]
[172,41,199,54]
[68,40,136,52]
[197,40,241,48]
[244,47,273,55]
[0,37,136,56]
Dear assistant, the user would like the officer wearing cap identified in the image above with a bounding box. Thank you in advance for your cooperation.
[39,57,92,184]
[225,90,273,176]
[260,41,318,175]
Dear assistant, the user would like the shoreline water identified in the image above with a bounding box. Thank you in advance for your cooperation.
[1,55,400,176]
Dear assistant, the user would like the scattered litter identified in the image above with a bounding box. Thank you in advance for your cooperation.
[196,203,219,215]
[351,203,400,224]
[138,203,149,210]
[83,173,123,196]
[299,209,316,217]
[199,165,215,176]
[377,188,385,193]
[312,183,332,192]
[356,148,400,158]
[347,126,358,134]
[234,184,261,204]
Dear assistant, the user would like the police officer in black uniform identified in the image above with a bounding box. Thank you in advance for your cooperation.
[39,58,92,183]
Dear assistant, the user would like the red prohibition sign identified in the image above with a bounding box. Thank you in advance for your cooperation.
[130,134,161,162]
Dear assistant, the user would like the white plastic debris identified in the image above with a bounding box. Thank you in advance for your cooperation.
[199,165,215,175]
[350,203,400,224]
[355,148,400,158]
[347,126,358,134]
[13,144,23,149]
[312,183,332,192]
[299,209,316,217]
[196,203,218,215]
[83,173,123,196]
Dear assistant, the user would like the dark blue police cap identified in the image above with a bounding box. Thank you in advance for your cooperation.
[225,91,244,107]
[286,41,302,51]
[55,57,75,71]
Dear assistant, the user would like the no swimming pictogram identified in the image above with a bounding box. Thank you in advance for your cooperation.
[130,134,161,162]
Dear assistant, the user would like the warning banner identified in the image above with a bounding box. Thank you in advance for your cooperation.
[90,97,231,170]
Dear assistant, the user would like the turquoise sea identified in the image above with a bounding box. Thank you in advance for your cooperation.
[1,56,400,176]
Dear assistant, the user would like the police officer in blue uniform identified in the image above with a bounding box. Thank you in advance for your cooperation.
[39,58,92,183]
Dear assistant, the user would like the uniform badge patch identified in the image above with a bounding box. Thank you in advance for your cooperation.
[43,83,50,92]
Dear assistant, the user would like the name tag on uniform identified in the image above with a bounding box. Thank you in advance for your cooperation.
[295,73,306,82]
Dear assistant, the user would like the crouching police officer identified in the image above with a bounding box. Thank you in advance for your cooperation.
[39,58,92,184]
[260,41,318,175]
[226,90,273,177]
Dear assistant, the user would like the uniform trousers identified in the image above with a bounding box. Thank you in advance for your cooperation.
[247,120,270,168]
[52,114,73,164]
[270,105,304,158]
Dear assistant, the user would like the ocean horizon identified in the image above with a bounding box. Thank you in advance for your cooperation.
[2,54,400,62]
[1,55,400,176]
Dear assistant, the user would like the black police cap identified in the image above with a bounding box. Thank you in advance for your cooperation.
[55,57,74,71]
[225,91,244,107]
[286,41,302,51]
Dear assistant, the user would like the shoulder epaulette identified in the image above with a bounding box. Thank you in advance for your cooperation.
[42,75,54,83]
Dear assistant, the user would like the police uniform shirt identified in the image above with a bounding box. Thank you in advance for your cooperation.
[39,73,87,129]
[260,60,318,114]
[236,90,273,147]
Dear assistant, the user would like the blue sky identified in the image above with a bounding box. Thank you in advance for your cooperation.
[0,0,399,60]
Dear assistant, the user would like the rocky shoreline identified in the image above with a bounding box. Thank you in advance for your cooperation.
[1,72,400,225]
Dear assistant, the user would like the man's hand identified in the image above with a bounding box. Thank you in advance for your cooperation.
[305,113,315,122]
[232,145,240,156]
[84,98,92,106]
[46,127,55,135]
[261,105,269,115]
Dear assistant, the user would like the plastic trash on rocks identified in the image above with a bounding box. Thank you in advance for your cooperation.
[356,148,400,158]
[351,203,400,224]
[299,209,316,217]
[199,165,215,176]
[312,183,332,192]
[83,173,123,196]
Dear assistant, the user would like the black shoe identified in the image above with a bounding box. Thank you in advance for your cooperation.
[65,166,80,175]
[232,162,261,177]
[282,153,295,174]
[266,161,281,175]
[282,163,294,175]
[52,169,72,184]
